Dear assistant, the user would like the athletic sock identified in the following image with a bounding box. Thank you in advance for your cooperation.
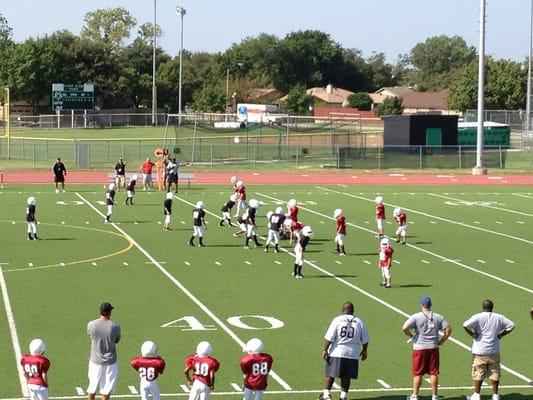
[293,264,298,275]
[199,237,204,246]
[245,237,250,246]
[297,265,303,275]
[339,391,347,400]
[275,244,279,252]
[323,390,330,399]
[254,235,260,245]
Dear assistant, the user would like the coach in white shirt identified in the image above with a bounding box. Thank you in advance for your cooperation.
[319,302,369,400]
[463,299,515,400]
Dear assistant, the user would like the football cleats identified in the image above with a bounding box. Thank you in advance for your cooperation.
[287,199,297,207]
[230,176,237,184]
[196,201,204,209]
[275,206,284,214]
[302,226,313,237]
[29,338,46,355]
[131,174,138,181]
[141,340,157,357]
[245,338,264,355]
[109,183,116,190]
[166,192,174,200]
[375,196,383,204]
[236,180,244,188]
[196,341,212,357]
[380,238,390,248]
[266,211,273,220]
[333,208,343,218]
[27,196,36,205]
[393,207,401,217]
[249,199,260,209]
[230,194,237,202]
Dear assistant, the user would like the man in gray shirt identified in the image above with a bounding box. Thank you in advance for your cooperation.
[402,296,452,400]
[463,299,515,400]
[87,302,121,400]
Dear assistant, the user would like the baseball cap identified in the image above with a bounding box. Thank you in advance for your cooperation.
[420,296,432,307]
[100,302,114,315]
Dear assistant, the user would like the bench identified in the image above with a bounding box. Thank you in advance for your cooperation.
[106,172,195,189]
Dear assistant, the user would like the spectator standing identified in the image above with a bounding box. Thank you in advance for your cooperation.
[140,158,156,191]
[114,158,127,191]
[53,158,67,193]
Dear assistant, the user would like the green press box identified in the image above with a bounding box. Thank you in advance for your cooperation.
[457,122,510,147]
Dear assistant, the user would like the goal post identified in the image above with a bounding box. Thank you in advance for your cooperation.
[1,87,10,159]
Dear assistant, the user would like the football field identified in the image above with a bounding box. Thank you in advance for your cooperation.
[0,183,532,400]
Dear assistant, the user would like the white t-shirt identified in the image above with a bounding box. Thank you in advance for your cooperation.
[324,314,369,359]
[463,311,515,355]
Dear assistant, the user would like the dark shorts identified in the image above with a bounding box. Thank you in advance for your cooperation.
[325,357,359,379]
[167,173,178,183]
[412,348,440,376]
[54,175,65,183]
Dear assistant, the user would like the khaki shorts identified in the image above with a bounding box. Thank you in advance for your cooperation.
[471,354,500,381]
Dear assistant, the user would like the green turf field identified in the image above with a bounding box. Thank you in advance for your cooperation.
[0,184,532,400]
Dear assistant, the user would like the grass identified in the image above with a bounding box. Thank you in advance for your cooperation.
[0,183,532,400]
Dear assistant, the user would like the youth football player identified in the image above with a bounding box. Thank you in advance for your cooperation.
[21,339,50,400]
[293,225,312,278]
[378,238,394,288]
[240,338,273,400]
[393,207,407,245]
[375,196,385,238]
[234,180,247,217]
[220,194,237,227]
[184,341,220,400]
[131,341,166,400]
[26,196,39,240]
[264,207,285,253]
[105,183,116,223]
[125,175,137,205]
[189,201,207,247]
[333,209,346,256]
[163,192,173,230]
[244,199,261,249]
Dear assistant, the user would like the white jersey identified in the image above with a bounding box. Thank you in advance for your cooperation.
[463,311,515,355]
[324,314,369,359]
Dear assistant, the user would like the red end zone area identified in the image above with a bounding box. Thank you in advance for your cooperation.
[3,170,533,185]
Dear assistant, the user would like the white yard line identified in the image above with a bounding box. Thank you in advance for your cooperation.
[512,193,533,200]
[0,266,28,396]
[254,192,533,384]
[76,192,292,391]
[377,379,392,389]
[316,187,533,246]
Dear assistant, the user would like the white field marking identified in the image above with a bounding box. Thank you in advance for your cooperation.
[123,262,129,266]
[215,261,222,266]
[134,221,138,225]
[335,260,342,264]
[428,193,533,218]
[376,379,391,389]
[244,260,252,265]
[230,383,242,391]
[393,260,400,264]
[517,221,525,224]
[496,221,503,224]
[429,221,436,224]
[61,221,65,224]
[145,261,166,265]
[473,221,480,224]
[180,221,185,224]
[157,221,162,225]
[338,184,348,188]
[505,259,515,264]
[92,262,97,266]
[4,385,531,400]
[421,260,430,264]
[332,383,341,390]
[0,266,28,396]
[512,193,533,200]
[319,221,325,224]
[60,262,65,266]
[11,221,15,224]
[275,261,282,265]
[77,192,292,391]
[28,263,33,267]
[255,192,533,384]
[316,186,533,247]
[477,260,486,264]
[184,261,191,266]
[75,387,85,396]
[128,386,138,395]
[363,260,371,264]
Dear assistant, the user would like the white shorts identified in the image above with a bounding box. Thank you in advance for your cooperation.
[222,211,231,220]
[107,205,113,215]
[27,222,37,233]
[246,224,256,237]
[188,379,211,400]
[87,361,118,395]
[238,222,247,232]
[376,219,384,231]
[164,215,171,225]
[143,174,152,184]
[27,384,48,400]
[396,224,407,236]
[127,190,134,198]
[140,379,160,400]
[266,229,280,244]
[193,226,204,237]
[381,267,391,279]
[294,244,304,265]
[335,233,345,245]
[243,388,263,400]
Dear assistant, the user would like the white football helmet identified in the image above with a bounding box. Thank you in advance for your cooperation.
[302,226,313,237]
[236,180,244,188]
[196,341,212,357]
[29,338,46,355]
[287,199,297,208]
[131,174,138,181]
[380,238,390,248]
[275,206,284,214]
[109,183,116,190]
[166,192,174,200]
[230,194,237,202]
[393,207,401,217]
[196,201,204,209]
[141,340,157,357]
[27,196,36,205]
[246,338,264,355]
[375,196,383,204]
[266,211,273,220]
[249,199,259,209]
[333,208,343,218]
[230,176,237,184]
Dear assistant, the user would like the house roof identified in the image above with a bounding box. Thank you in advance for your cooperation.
[306,86,354,104]
[402,89,449,110]
[370,86,414,104]
[249,88,284,102]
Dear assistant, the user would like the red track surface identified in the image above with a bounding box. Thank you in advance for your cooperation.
[3,171,533,185]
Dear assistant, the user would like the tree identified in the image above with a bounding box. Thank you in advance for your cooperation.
[374,96,403,116]
[366,52,396,89]
[448,58,526,111]
[281,84,312,115]
[191,83,225,112]
[137,22,163,45]
[347,93,372,110]
[81,7,137,49]
[0,14,13,51]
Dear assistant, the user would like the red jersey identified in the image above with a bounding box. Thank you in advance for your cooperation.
[21,354,50,387]
[379,247,394,268]
[291,220,304,233]
[395,212,407,226]
[237,186,246,201]
[336,216,346,235]
[288,206,299,221]
[376,204,385,220]
[185,355,220,387]
[131,356,166,381]
[141,161,155,174]
[240,353,273,391]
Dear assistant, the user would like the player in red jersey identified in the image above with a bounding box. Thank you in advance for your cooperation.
[234,181,247,218]
[240,338,273,400]
[285,219,304,244]
[333,209,346,256]
[184,341,220,400]
[21,339,50,400]
[287,199,299,222]
[378,238,394,288]
[393,207,407,245]
[375,196,385,238]
[131,341,166,400]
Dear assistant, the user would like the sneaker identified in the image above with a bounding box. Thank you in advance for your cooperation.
[55,189,59,194]
[232,233,238,237]
[274,249,279,253]
[292,272,297,277]
[243,246,250,250]
[297,274,304,279]
[264,248,268,253]
[198,243,205,247]
[466,393,481,400]
[407,396,418,400]
[432,396,440,400]
[317,394,331,400]
[188,241,194,246]
[385,284,391,289]
[62,189,66,193]
[340,252,346,256]
[219,220,224,227]
[492,395,500,400]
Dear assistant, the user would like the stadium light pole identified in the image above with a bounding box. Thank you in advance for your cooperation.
[526,0,533,132]
[151,0,157,126]
[176,5,186,126]
[473,0,487,175]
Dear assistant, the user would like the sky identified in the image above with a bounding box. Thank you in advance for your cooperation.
[2,0,531,63]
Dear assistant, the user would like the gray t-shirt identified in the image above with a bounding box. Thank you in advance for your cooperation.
[463,311,514,355]
[87,318,121,365]
[403,310,449,350]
